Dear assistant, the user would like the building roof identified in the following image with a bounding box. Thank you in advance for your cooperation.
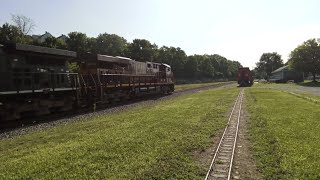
[39,31,52,38]
[271,65,289,74]
[57,34,67,38]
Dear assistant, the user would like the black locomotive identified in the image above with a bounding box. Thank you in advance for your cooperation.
[0,43,174,123]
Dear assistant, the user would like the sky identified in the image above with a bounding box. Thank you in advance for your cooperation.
[1,0,320,68]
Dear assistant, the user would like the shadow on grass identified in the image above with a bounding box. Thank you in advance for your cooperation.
[296,81,320,87]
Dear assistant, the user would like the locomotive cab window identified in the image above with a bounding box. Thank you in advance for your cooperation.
[147,64,151,68]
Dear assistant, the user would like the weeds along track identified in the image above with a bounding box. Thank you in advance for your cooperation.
[205,89,244,180]
[0,82,236,139]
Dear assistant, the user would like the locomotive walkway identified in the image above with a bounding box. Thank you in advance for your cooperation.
[205,89,244,180]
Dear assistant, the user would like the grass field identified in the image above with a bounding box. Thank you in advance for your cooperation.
[253,82,320,101]
[0,87,239,179]
[175,82,224,91]
[246,88,320,179]
[297,80,320,87]
[285,91,320,103]
[254,80,320,88]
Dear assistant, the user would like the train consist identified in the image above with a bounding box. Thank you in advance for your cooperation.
[0,43,174,122]
[237,67,253,86]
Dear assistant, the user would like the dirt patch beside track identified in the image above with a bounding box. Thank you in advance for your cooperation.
[232,91,263,179]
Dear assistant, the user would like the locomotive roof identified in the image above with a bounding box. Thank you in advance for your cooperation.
[97,54,134,65]
[239,67,250,70]
[2,43,77,57]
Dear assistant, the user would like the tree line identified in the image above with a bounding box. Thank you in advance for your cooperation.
[254,39,320,82]
[0,14,242,81]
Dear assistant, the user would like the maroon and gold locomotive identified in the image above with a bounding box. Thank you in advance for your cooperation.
[0,43,174,123]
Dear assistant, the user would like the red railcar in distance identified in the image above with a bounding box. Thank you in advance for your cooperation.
[237,67,253,86]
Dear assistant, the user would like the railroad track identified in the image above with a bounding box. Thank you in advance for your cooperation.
[0,82,236,130]
[205,89,244,180]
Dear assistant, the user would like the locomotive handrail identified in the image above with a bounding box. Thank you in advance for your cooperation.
[100,73,156,77]
[7,72,78,75]
[1,72,79,94]
[90,74,98,98]
[79,74,88,94]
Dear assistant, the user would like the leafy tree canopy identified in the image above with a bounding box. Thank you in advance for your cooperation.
[128,39,157,62]
[96,33,128,56]
[289,38,320,82]
[66,32,88,54]
[0,23,22,42]
[42,36,67,49]
[256,52,284,79]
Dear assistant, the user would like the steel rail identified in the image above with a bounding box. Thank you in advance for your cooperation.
[227,90,243,180]
[205,90,243,180]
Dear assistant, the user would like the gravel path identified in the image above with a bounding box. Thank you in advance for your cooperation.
[0,82,236,140]
[264,85,320,96]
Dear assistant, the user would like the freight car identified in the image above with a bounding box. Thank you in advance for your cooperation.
[0,43,174,122]
[237,67,253,86]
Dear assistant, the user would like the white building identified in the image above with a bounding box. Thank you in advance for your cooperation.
[57,34,68,42]
[32,32,68,43]
[32,31,53,43]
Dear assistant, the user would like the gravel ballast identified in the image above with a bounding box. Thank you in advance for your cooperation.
[0,82,236,140]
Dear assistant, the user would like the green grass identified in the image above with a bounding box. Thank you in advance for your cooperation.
[175,82,225,91]
[254,80,320,88]
[0,87,239,179]
[286,91,320,103]
[253,82,320,101]
[252,82,294,88]
[297,80,320,87]
[246,88,320,179]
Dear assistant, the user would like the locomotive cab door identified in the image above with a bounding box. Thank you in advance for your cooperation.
[158,64,167,82]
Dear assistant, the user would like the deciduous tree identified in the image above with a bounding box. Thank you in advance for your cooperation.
[128,39,157,62]
[0,23,32,44]
[66,32,88,54]
[96,33,128,56]
[184,56,199,78]
[289,39,320,82]
[11,14,35,35]
[0,23,22,42]
[155,46,187,78]
[42,36,67,49]
[256,52,284,79]
[199,57,215,78]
